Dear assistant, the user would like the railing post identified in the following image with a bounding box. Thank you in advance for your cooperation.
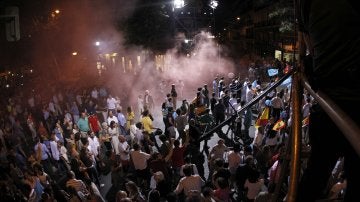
[287,71,302,202]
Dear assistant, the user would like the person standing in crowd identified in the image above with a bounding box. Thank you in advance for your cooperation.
[107,95,118,115]
[77,112,90,138]
[170,84,178,110]
[144,90,154,113]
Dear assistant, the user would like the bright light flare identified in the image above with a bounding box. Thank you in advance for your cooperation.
[236,17,240,21]
[210,0,218,9]
[95,41,100,46]
[72,52,78,56]
[54,9,60,14]
[174,0,185,9]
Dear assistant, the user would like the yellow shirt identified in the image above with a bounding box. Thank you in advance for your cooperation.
[141,116,153,134]
[126,111,135,129]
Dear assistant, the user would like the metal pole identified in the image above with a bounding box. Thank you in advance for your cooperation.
[287,71,302,202]
[302,80,360,157]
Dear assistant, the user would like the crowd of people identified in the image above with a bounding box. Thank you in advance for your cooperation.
[0,62,346,202]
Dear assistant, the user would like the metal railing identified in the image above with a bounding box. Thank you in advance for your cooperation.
[197,68,360,201]
[199,70,294,141]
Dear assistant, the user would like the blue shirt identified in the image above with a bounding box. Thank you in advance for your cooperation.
[34,143,49,160]
[117,113,126,127]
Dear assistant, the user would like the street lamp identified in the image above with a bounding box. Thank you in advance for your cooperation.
[209,0,218,9]
[174,0,185,9]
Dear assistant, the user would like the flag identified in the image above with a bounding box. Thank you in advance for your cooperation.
[273,119,286,131]
[255,107,270,128]
[302,116,310,127]
[268,68,279,76]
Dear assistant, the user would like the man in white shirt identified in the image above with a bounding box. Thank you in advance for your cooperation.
[118,135,130,171]
[130,143,151,184]
[107,111,118,126]
[107,95,117,114]
[87,132,100,157]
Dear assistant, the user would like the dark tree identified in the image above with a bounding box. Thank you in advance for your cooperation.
[121,0,175,53]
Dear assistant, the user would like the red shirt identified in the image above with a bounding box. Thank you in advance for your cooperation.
[88,115,100,132]
[171,146,186,168]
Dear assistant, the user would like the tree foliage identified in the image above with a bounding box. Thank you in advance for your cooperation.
[268,1,294,33]
[121,0,175,53]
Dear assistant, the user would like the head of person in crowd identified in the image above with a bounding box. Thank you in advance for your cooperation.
[108,111,114,118]
[183,164,194,177]
[133,143,140,151]
[125,180,140,195]
[110,121,116,129]
[233,143,241,153]
[118,135,126,143]
[116,190,128,202]
[81,112,86,119]
[142,110,149,117]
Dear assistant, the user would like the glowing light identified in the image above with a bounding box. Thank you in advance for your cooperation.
[210,0,218,9]
[184,39,189,43]
[5,84,9,88]
[95,41,100,46]
[54,9,60,14]
[30,69,33,73]
[236,17,240,20]
[72,52,78,56]
[112,53,118,57]
[174,0,185,9]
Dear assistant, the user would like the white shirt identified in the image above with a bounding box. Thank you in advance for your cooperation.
[60,145,69,162]
[88,136,100,157]
[130,150,150,170]
[50,140,60,161]
[107,98,117,110]
[91,90,99,99]
[107,116,118,126]
[135,129,144,145]
[246,87,255,103]
[118,141,130,161]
